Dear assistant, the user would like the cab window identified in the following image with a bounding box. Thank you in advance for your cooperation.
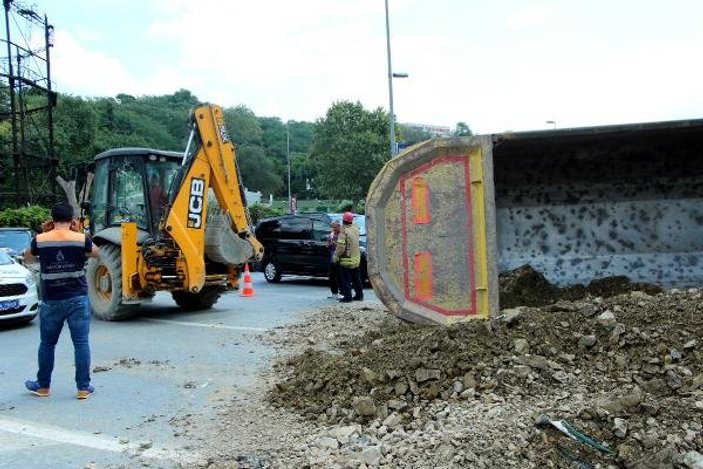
[109,158,147,230]
[90,161,109,232]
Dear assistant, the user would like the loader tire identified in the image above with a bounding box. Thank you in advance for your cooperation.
[172,286,222,311]
[86,244,138,321]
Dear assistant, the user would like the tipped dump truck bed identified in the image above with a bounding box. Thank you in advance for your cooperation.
[366,118,703,324]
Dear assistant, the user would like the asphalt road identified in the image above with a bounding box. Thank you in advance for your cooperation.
[0,273,370,468]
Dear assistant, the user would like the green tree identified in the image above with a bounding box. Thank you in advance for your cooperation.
[0,87,325,205]
[453,122,473,137]
[290,151,320,199]
[53,95,99,170]
[236,143,283,195]
[259,117,315,197]
[224,105,281,195]
[225,105,262,146]
[287,120,314,154]
[259,116,287,164]
[90,94,189,151]
[398,124,433,146]
[311,101,389,202]
[0,84,12,146]
[164,89,199,108]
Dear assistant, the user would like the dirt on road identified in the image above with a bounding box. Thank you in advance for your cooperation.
[205,269,703,469]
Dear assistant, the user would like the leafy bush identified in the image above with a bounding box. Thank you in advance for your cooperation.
[336,200,354,212]
[0,206,51,232]
[333,199,366,214]
[248,203,282,225]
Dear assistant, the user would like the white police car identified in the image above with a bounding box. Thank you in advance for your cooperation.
[0,249,39,325]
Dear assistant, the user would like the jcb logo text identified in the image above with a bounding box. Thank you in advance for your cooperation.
[187,178,205,229]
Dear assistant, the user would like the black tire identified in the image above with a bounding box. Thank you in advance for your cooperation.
[362,268,370,288]
[86,244,138,321]
[360,257,370,287]
[172,286,222,311]
[262,259,282,283]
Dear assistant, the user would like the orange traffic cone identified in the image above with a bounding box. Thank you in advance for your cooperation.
[240,263,255,297]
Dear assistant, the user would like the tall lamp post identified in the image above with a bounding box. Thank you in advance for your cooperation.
[286,120,292,213]
[385,0,407,155]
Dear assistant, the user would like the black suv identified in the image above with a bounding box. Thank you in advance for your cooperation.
[255,213,367,283]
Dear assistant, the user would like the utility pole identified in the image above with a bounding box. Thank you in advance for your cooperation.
[286,121,291,213]
[384,0,408,156]
[384,0,396,156]
[3,0,19,206]
[1,0,57,207]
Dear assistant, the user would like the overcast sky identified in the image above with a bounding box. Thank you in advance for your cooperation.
[22,0,703,133]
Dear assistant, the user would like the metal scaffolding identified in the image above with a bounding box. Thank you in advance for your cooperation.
[0,0,57,208]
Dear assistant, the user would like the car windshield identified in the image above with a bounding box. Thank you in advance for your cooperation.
[0,249,13,265]
[354,216,366,235]
[0,230,31,252]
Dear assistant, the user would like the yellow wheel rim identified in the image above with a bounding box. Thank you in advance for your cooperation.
[95,265,112,302]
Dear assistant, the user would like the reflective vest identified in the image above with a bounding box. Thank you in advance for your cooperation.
[335,224,360,268]
[31,229,92,300]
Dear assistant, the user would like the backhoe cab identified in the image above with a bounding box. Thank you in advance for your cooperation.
[84,104,263,320]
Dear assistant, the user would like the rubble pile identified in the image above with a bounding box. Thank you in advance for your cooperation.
[499,264,663,308]
[200,270,701,468]
[263,285,702,468]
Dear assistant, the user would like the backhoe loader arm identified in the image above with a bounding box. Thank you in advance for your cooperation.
[164,104,264,292]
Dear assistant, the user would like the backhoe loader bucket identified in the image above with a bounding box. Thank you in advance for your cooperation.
[367,119,703,325]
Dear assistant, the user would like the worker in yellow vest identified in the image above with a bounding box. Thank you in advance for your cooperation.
[334,211,363,302]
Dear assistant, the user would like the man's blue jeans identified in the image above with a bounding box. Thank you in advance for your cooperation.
[36,295,91,390]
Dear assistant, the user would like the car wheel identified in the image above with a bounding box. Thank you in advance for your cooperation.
[263,260,282,283]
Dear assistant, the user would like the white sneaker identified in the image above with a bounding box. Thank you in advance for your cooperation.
[337,294,345,300]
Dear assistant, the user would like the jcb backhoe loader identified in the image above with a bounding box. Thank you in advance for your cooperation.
[82,104,264,320]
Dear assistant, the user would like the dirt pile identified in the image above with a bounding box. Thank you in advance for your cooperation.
[266,287,703,468]
[499,264,663,308]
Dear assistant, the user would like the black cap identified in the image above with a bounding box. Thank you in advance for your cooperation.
[51,202,74,222]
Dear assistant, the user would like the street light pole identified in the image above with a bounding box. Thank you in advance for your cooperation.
[384,0,397,156]
[286,120,291,212]
[546,120,557,130]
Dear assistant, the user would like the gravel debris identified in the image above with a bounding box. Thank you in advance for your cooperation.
[200,272,702,469]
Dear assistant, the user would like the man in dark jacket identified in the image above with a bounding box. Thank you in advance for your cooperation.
[23,202,100,399]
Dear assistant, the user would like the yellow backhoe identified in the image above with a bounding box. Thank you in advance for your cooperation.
[82,104,263,320]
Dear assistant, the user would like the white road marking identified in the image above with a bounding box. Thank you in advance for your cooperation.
[0,416,125,453]
[142,318,267,332]
[0,416,204,464]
